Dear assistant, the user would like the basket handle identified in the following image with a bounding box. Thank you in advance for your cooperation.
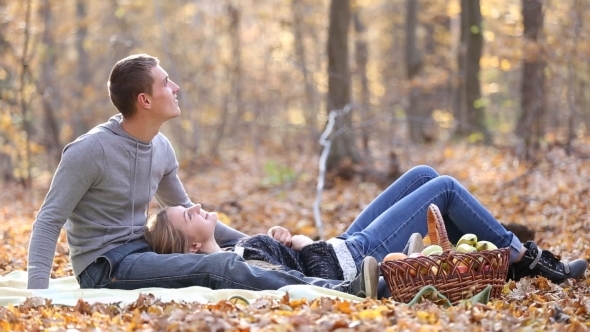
[426,204,453,252]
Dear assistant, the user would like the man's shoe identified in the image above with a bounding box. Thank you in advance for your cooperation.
[402,233,425,256]
[507,241,588,283]
[349,256,379,298]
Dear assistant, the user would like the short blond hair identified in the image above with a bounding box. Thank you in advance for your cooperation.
[145,208,190,254]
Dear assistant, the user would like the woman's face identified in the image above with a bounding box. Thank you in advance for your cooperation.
[166,205,217,243]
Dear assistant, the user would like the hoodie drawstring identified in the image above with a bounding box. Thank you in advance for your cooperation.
[126,140,153,243]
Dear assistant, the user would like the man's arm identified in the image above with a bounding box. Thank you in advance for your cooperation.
[27,139,102,289]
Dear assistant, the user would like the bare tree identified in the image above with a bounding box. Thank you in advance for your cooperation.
[72,0,90,138]
[516,0,546,159]
[325,0,360,175]
[454,0,489,141]
[565,0,582,155]
[208,2,242,157]
[19,0,33,187]
[292,0,318,134]
[353,8,370,154]
[39,0,62,165]
[228,2,243,142]
[405,0,426,143]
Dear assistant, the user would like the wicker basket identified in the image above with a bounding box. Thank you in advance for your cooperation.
[380,204,510,304]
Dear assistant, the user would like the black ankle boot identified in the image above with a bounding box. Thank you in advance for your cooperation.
[507,241,588,283]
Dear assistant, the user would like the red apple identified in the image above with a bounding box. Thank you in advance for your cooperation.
[456,265,468,274]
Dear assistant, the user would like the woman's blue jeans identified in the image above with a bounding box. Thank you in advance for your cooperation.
[340,165,522,271]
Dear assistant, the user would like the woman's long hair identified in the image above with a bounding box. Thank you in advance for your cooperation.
[145,208,191,254]
[144,207,284,271]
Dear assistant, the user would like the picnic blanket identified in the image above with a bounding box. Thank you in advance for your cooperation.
[0,271,362,307]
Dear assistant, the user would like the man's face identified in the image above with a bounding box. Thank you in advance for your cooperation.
[147,65,180,121]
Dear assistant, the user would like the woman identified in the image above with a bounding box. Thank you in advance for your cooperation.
[145,207,358,280]
[146,166,587,284]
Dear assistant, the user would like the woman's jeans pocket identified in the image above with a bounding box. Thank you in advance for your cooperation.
[77,257,113,289]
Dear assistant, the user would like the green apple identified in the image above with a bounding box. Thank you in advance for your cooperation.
[475,240,498,251]
[456,243,478,253]
[421,244,443,256]
[457,233,478,247]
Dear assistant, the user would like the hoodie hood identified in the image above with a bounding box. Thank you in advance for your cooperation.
[99,114,153,144]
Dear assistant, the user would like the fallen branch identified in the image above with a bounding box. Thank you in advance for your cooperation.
[313,104,352,240]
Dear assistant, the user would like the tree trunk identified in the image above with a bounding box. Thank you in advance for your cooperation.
[292,0,317,134]
[516,0,546,159]
[455,0,489,141]
[405,0,428,143]
[353,9,370,155]
[326,0,359,174]
[565,1,581,155]
[209,2,243,157]
[19,0,33,187]
[73,0,90,138]
[0,0,15,104]
[40,0,62,165]
[228,2,244,143]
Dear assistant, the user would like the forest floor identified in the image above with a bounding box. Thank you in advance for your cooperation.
[1,140,590,331]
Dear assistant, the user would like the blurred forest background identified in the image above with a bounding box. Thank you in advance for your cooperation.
[1,0,589,186]
[1,0,590,243]
[2,1,590,328]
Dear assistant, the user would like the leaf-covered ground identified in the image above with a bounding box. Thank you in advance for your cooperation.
[1,142,590,331]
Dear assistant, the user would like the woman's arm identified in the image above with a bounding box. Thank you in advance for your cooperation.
[298,242,344,280]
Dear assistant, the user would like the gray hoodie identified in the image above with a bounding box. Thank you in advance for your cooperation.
[27,114,246,289]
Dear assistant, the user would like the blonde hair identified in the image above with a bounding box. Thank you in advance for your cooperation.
[145,208,190,254]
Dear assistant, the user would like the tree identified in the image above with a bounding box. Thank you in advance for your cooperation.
[39,0,62,165]
[353,7,370,154]
[405,0,427,143]
[292,0,318,134]
[516,0,546,159]
[454,0,489,142]
[325,0,360,175]
[72,0,90,138]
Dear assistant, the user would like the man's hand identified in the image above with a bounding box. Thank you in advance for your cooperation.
[267,226,292,247]
[291,235,314,251]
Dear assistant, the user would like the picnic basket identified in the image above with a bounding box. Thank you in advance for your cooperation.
[379,204,510,304]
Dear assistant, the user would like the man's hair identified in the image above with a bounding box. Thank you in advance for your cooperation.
[108,54,159,118]
[145,208,190,254]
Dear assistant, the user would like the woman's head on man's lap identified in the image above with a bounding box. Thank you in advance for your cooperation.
[145,208,190,254]
[145,205,218,254]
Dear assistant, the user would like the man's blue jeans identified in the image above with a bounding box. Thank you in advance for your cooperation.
[77,239,350,292]
[339,165,522,271]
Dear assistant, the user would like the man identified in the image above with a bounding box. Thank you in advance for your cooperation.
[26,54,378,298]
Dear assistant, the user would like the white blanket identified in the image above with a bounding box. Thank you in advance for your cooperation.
[0,271,361,306]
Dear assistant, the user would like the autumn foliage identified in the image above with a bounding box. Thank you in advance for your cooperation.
[1,142,590,330]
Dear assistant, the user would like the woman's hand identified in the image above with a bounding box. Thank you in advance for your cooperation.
[267,226,292,247]
[291,235,314,251]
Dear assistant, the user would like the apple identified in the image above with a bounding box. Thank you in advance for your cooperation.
[421,245,443,256]
[457,233,478,247]
[475,241,498,251]
[456,243,477,253]
[456,265,468,274]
